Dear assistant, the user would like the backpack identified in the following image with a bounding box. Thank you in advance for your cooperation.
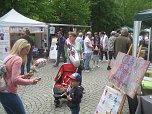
[0,55,14,91]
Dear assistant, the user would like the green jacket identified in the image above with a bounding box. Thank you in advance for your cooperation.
[114,35,131,57]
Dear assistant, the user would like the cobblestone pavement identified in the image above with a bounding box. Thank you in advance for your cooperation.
[0,60,129,114]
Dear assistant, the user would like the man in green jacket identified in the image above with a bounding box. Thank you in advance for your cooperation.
[114,27,131,57]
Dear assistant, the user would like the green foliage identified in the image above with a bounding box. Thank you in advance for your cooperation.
[50,0,91,25]
[90,0,123,33]
[0,0,90,25]
[115,0,152,27]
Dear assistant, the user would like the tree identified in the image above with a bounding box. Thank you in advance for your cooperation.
[0,0,91,25]
[90,0,123,33]
[115,0,152,27]
[50,0,91,25]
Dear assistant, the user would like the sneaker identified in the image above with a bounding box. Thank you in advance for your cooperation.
[90,68,94,71]
[84,70,90,72]
[96,65,100,68]
[107,66,111,70]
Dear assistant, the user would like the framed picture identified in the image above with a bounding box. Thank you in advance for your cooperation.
[95,86,124,114]
[109,52,150,98]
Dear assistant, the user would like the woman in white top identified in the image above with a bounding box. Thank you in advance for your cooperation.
[65,32,83,76]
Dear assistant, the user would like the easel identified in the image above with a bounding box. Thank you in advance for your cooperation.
[111,44,142,114]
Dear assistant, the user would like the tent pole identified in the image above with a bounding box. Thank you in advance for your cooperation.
[147,27,152,61]
[133,21,141,57]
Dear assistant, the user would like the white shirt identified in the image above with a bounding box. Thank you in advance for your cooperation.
[76,36,83,45]
[84,37,93,53]
[102,35,108,50]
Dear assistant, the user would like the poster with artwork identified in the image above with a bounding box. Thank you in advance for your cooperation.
[49,37,57,59]
[109,52,150,98]
[0,27,10,60]
[49,27,55,34]
[95,86,124,114]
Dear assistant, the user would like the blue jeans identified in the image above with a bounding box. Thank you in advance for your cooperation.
[0,92,26,114]
[70,106,80,114]
[84,53,92,70]
[56,49,67,66]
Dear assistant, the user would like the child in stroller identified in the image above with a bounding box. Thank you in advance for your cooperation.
[53,63,78,107]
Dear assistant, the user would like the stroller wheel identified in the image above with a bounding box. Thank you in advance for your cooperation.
[54,99,60,107]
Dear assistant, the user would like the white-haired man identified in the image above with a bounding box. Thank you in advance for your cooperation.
[83,32,93,72]
[107,31,117,70]
[76,32,84,50]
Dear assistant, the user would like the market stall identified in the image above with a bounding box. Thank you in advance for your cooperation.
[0,9,46,60]
[133,9,152,60]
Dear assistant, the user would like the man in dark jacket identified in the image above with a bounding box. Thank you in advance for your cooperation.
[21,28,34,75]
[53,31,67,67]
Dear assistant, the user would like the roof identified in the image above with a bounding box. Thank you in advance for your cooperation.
[48,23,91,28]
[135,9,152,26]
[0,9,45,27]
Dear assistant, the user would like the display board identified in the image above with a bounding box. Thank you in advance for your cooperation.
[0,27,10,60]
[10,26,44,33]
[49,37,57,59]
[95,86,124,114]
[109,52,150,98]
[49,27,55,34]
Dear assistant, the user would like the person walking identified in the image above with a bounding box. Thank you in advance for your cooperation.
[53,31,67,67]
[107,31,117,70]
[21,28,35,75]
[0,39,40,114]
[92,32,100,68]
[83,32,93,72]
[99,31,108,61]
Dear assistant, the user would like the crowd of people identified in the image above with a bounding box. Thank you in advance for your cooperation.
[53,27,137,72]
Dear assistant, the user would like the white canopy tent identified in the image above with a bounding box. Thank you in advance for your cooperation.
[0,9,46,60]
[0,9,46,27]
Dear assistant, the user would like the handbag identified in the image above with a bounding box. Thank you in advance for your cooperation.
[0,55,14,91]
[0,60,7,91]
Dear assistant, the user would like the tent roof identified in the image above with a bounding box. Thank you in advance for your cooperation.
[135,9,152,26]
[0,9,45,27]
[48,23,91,28]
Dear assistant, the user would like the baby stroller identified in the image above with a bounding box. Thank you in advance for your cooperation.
[53,63,77,107]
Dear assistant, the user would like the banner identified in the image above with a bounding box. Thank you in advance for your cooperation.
[10,27,44,33]
[0,27,10,60]
[95,86,124,114]
[49,37,57,59]
[109,52,150,98]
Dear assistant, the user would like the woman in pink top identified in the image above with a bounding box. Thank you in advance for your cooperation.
[0,39,39,114]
